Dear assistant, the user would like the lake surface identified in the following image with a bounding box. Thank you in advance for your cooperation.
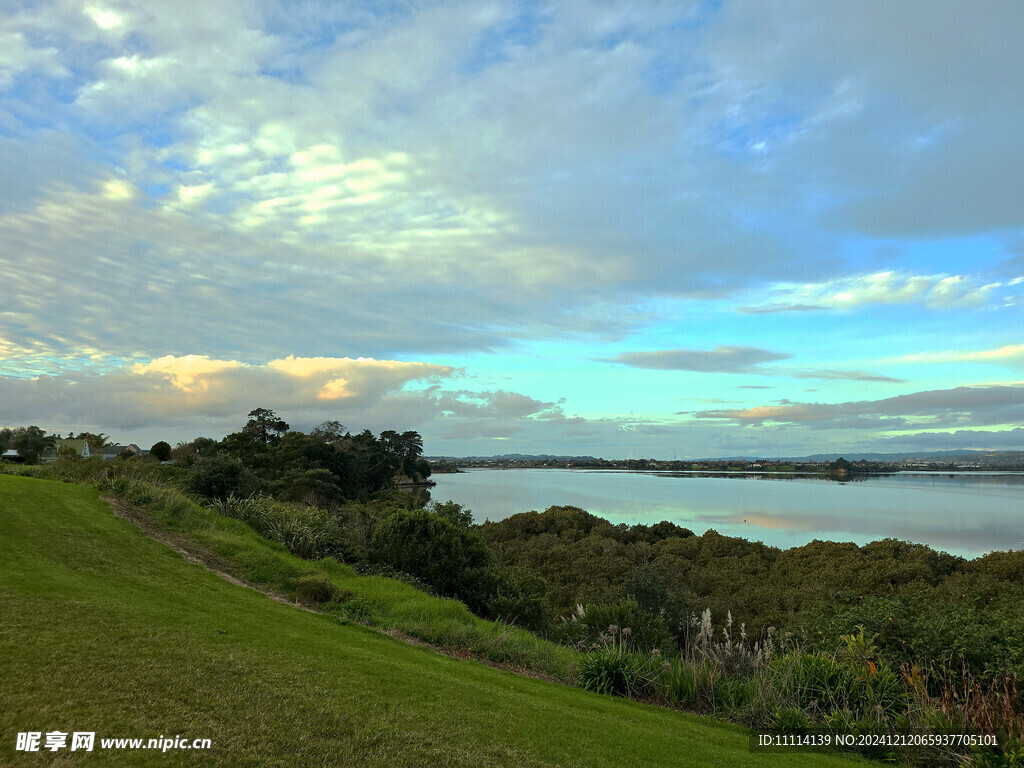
[429,469,1024,557]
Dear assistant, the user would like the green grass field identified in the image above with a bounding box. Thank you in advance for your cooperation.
[1,475,869,766]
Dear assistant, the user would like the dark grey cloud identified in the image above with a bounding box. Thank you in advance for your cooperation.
[609,346,791,372]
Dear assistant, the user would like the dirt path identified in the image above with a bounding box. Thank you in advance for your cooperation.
[101,494,567,683]
[102,494,313,612]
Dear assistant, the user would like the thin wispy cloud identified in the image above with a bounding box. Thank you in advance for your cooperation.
[884,344,1024,367]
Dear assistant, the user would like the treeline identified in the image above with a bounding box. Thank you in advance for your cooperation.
[1,409,433,504]
[176,409,432,505]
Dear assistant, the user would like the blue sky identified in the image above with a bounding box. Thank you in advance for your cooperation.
[1,0,1022,457]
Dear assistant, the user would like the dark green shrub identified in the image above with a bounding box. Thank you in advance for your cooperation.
[968,737,1024,768]
[865,665,910,716]
[429,500,473,528]
[576,625,664,700]
[714,677,754,712]
[578,648,641,697]
[371,509,491,608]
[186,455,257,500]
[768,651,859,712]
[660,658,697,704]
[485,566,550,633]
[556,598,673,653]
[291,574,348,605]
[771,706,814,735]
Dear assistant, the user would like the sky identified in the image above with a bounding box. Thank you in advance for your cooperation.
[1,0,1022,458]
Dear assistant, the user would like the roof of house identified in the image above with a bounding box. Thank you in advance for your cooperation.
[97,444,141,455]
[54,438,90,451]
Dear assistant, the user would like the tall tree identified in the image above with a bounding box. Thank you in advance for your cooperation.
[150,441,172,461]
[11,426,54,464]
[242,408,289,445]
[77,432,111,449]
[311,420,346,444]
[397,431,425,477]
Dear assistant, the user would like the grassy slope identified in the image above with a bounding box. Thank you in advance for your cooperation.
[0,476,867,767]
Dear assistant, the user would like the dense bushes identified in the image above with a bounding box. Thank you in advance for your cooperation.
[480,507,1024,680]
[372,508,492,609]
[186,455,258,499]
[554,598,673,653]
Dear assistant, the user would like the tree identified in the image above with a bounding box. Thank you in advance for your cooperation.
[150,441,172,461]
[242,408,289,445]
[379,429,425,479]
[170,437,215,466]
[399,431,424,475]
[77,432,111,449]
[192,437,216,455]
[57,443,82,461]
[11,426,54,464]
[430,500,473,528]
[185,454,257,499]
[311,420,347,444]
[372,509,492,609]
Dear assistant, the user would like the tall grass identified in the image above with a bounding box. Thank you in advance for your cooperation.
[572,604,1022,766]
[209,494,340,559]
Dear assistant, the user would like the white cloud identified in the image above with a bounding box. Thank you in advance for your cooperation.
[695,385,1024,430]
[887,344,1024,366]
[83,6,124,31]
[739,271,1019,313]
[0,30,66,86]
[0,354,454,431]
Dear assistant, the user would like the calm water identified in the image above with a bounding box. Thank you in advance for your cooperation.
[429,469,1024,557]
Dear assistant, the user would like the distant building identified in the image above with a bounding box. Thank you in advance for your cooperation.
[40,438,91,463]
[2,448,25,462]
[96,444,144,461]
